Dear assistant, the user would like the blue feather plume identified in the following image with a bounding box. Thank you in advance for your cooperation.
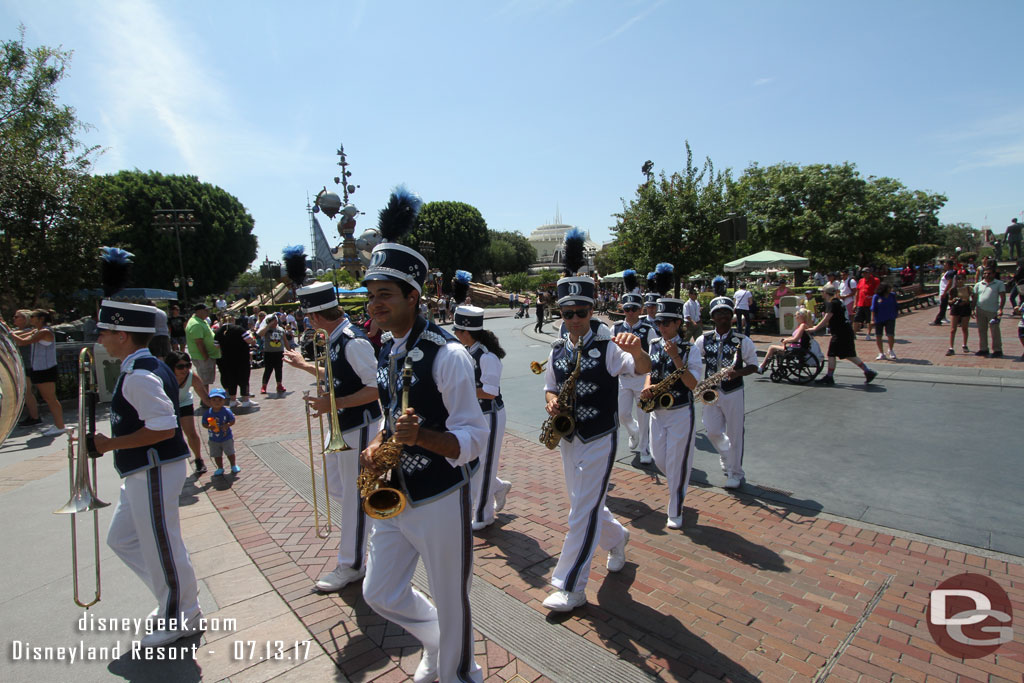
[452,270,473,303]
[655,262,674,295]
[622,268,637,292]
[100,246,134,296]
[283,245,308,286]
[563,228,587,274]
[378,184,423,242]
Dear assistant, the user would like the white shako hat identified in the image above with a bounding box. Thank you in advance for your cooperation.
[362,242,428,293]
[643,292,659,307]
[709,296,735,315]
[655,298,686,319]
[621,293,644,308]
[556,276,595,307]
[453,305,485,331]
[296,281,338,313]
[97,300,157,333]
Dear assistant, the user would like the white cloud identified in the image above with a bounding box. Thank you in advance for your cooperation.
[942,112,1024,171]
[598,0,666,44]
[753,77,775,87]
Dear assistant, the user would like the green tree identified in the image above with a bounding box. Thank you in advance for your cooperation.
[407,201,490,289]
[500,271,529,293]
[613,142,734,295]
[0,28,103,311]
[233,269,274,299]
[593,241,628,276]
[487,229,536,275]
[89,170,258,298]
[732,162,946,270]
[941,222,980,254]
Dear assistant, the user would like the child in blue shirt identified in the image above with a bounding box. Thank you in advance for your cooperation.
[203,388,239,476]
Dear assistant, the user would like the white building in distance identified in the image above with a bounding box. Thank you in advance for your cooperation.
[526,222,599,275]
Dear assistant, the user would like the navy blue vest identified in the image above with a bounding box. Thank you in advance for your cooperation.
[329,323,383,432]
[550,326,619,443]
[469,345,503,413]
[648,337,693,409]
[701,330,746,394]
[110,354,189,477]
[377,318,478,506]
[613,319,655,354]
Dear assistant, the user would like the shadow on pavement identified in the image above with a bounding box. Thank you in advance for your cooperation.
[327,586,402,681]
[478,522,553,588]
[107,634,203,682]
[575,566,760,682]
[682,509,790,573]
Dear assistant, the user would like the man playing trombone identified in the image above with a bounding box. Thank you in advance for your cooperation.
[91,299,202,647]
[284,281,383,592]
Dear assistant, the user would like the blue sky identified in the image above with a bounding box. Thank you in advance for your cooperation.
[4,0,1022,268]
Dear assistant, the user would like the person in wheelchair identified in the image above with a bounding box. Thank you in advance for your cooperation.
[757,308,812,375]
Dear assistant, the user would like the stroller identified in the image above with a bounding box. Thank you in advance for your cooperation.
[249,338,265,369]
[514,301,530,319]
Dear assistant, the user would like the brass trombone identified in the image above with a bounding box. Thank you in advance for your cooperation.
[303,389,332,539]
[530,359,548,374]
[54,348,109,608]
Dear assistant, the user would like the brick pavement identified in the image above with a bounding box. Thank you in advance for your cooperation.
[204,359,1023,682]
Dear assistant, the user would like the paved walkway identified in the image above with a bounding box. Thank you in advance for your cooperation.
[2,304,1022,682]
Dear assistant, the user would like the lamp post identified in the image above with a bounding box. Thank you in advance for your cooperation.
[154,209,201,305]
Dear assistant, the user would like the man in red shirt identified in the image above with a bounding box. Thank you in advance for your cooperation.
[854,266,880,340]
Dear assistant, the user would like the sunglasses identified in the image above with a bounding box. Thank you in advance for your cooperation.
[175,363,191,369]
[653,319,678,326]
[622,306,640,312]
[561,309,590,320]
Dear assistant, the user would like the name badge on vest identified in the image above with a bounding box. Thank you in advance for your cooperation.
[588,348,601,358]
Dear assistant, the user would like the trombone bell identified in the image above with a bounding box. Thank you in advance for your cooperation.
[530,359,548,374]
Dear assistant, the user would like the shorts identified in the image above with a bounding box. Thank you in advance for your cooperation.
[1018,326,1024,341]
[171,336,186,348]
[854,306,872,323]
[179,404,195,418]
[29,365,59,384]
[193,357,216,384]
[827,332,858,359]
[874,319,896,337]
[209,439,235,459]
[950,301,972,318]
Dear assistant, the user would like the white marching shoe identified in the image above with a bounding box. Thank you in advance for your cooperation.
[413,648,439,683]
[638,451,653,465]
[607,529,630,572]
[316,565,365,592]
[667,516,683,530]
[627,425,639,451]
[542,589,586,612]
[724,476,742,489]
[493,480,513,513]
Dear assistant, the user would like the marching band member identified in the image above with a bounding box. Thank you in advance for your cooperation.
[640,296,699,529]
[451,271,513,532]
[612,269,656,464]
[541,230,651,612]
[692,297,759,489]
[643,271,659,327]
[360,187,488,683]
[88,247,201,647]
[283,276,383,593]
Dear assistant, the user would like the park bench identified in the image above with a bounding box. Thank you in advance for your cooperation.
[896,284,937,313]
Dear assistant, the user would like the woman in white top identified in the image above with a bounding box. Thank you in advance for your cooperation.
[166,350,211,474]
[452,305,512,531]
[11,309,66,436]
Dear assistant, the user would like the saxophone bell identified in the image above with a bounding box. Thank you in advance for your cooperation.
[530,359,547,374]
[697,387,719,405]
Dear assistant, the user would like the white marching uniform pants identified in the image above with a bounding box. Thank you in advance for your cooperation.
[617,376,649,455]
[701,387,745,480]
[552,432,628,594]
[362,485,482,683]
[469,407,507,526]
[649,402,697,519]
[323,417,382,570]
[107,458,200,623]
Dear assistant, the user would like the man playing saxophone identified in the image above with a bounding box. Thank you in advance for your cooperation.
[693,297,760,490]
[539,231,651,612]
[639,296,699,530]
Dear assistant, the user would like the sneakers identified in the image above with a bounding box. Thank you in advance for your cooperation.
[140,609,204,647]
[945,348,955,356]
[17,417,41,427]
[928,321,943,326]
[962,345,969,352]
[412,648,439,683]
[814,375,835,386]
[607,529,629,572]
[542,589,586,612]
[471,519,493,531]
[864,369,878,384]
[213,468,225,476]
[276,384,286,393]
[493,480,512,513]
[638,452,653,465]
[667,516,683,530]
[193,460,208,475]
[724,476,742,489]
[875,353,886,360]
[887,351,897,360]
[755,364,765,375]
[260,385,268,394]
[238,399,257,408]
[315,565,365,592]
[230,465,241,474]
[41,425,69,437]
[627,429,639,451]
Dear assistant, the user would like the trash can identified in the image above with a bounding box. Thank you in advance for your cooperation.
[92,343,122,403]
[778,295,801,335]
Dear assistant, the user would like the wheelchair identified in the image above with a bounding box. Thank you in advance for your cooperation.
[765,344,823,385]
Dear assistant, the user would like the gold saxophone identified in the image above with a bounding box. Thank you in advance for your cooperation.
[356,357,413,519]
[639,364,688,413]
[539,348,582,450]
[694,352,737,405]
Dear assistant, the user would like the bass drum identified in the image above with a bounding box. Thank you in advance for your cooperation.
[0,321,28,444]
